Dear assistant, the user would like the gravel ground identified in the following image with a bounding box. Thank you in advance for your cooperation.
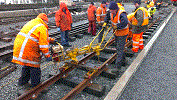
[0,4,173,100]
[119,9,177,100]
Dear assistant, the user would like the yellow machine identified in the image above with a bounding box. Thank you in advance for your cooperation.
[52,27,115,64]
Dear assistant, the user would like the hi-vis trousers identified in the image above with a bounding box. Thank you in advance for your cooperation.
[132,32,144,52]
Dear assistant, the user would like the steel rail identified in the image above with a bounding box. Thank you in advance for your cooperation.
[16,36,115,100]
[16,52,96,100]
[0,65,17,79]
[61,16,164,100]
[61,53,117,100]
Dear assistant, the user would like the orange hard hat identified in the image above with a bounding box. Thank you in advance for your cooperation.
[37,13,48,22]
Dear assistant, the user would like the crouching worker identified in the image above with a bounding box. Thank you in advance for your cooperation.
[103,1,129,73]
[12,13,57,88]
[148,7,156,20]
[131,1,149,53]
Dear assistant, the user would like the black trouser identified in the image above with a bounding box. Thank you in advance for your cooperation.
[18,66,41,87]
[115,35,127,68]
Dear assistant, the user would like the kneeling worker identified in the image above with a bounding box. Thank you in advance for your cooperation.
[104,1,129,73]
[12,13,57,88]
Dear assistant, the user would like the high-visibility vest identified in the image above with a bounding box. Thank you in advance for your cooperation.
[12,18,50,68]
[111,9,129,36]
[132,7,149,26]
[148,7,156,16]
[149,1,154,7]
[127,13,135,24]
[96,5,106,24]
[117,3,125,10]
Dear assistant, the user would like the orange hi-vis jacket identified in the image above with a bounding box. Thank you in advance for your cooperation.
[55,2,72,32]
[87,4,97,22]
[96,4,106,25]
[12,18,53,68]
[111,9,129,36]
[132,7,149,26]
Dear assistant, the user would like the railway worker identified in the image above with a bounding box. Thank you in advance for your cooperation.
[12,13,55,88]
[148,6,156,20]
[103,1,129,73]
[149,0,155,7]
[156,1,163,10]
[55,2,73,47]
[146,0,151,9]
[87,2,97,36]
[131,1,149,53]
[96,0,107,43]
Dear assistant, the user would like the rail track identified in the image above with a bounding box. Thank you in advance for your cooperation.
[0,5,174,100]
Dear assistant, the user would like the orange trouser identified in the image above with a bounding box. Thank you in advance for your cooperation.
[132,32,144,52]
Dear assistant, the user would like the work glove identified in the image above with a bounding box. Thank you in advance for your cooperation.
[113,26,117,30]
[57,27,60,32]
[102,22,107,28]
[46,57,52,61]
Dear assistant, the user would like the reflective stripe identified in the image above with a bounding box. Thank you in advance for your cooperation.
[140,39,144,41]
[13,56,40,65]
[117,10,123,23]
[39,45,49,48]
[111,21,117,25]
[44,52,49,56]
[139,43,144,45]
[133,46,139,48]
[128,20,131,24]
[19,24,44,59]
[142,8,148,19]
[98,7,106,17]
[133,41,139,44]
[96,14,101,16]
[111,9,128,30]
[18,32,39,43]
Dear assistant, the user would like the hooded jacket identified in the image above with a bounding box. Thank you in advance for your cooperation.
[87,4,97,21]
[12,18,51,68]
[55,2,73,32]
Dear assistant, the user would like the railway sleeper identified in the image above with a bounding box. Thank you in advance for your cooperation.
[77,64,117,79]
[144,31,152,36]
[74,34,84,39]
[56,76,106,97]
[0,37,12,42]
[102,47,134,57]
